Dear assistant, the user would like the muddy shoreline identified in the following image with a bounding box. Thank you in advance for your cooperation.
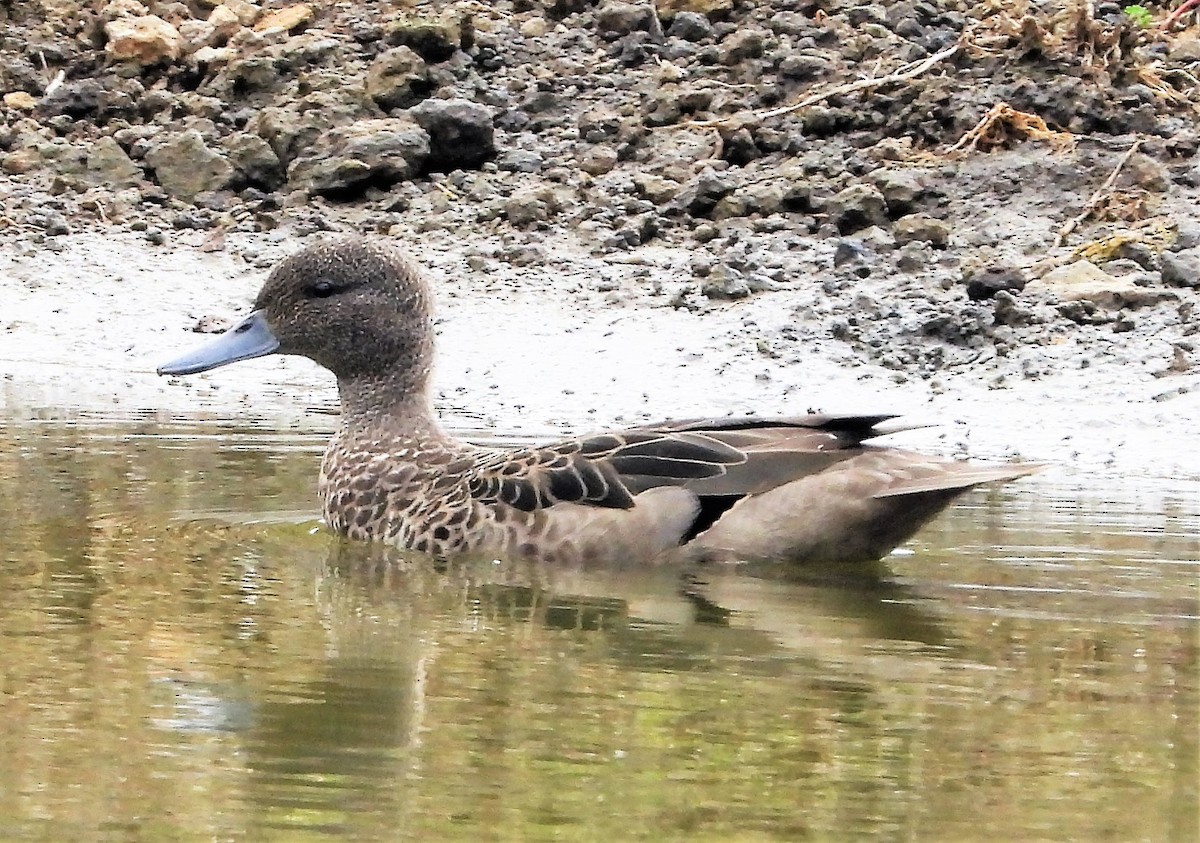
[2,225,1196,479]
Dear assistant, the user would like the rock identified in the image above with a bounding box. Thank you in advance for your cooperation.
[869,168,925,215]
[193,45,236,64]
[407,98,494,171]
[208,4,242,41]
[993,290,1040,326]
[223,131,284,189]
[287,117,429,196]
[253,4,312,35]
[596,3,651,38]
[670,168,735,216]
[223,0,261,26]
[633,172,681,204]
[1174,221,1200,251]
[3,91,36,110]
[578,105,624,142]
[1169,36,1200,62]
[519,18,548,37]
[701,265,750,299]
[3,147,41,175]
[720,28,766,63]
[104,15,182,66]
[496,149,543,172]
[1031,259,1178,308]
[666,12,713,41]
[579,145,618,175]
[102,0,149,19]
[366,46,431,111]
[145,129,235,199]
[655,0,733,20]
[37,78,105,119]
[385,14,463,62]
[1161,251,1200,288]
[827,183,888,233]
[178,4,241,51]
[504,188,550,227]
[964,265,1028,301]
[892,213,950,246]
[778,53,829,80]
[86,136,143,187]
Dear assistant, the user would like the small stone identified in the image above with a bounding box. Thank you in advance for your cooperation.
[1161,251,1200,288]
[35,211,70,235]
[670,168,735,217]
[366,46,431,111]
[870,168,926,216]
[701,265,750,299]
[253,4,312,35]
[1169,36,1200,62]
[827,183,888,233]
[386,14,463,62]
[720,28,766,63]
[596,2,651,38]
[86,136,143,187]
[667,11,713,41]
[496,149,543,172]
[632,172,681,204]
[2,147,41,174]
[144,129,235,200]
[105,15,183,66]
[222,0,261,26]
[1032,259,1178,308]
[3,91,36,110]
[208,5,242,41]
[407,98,495,171]
[193,315,231,334]
[892,213,950,246]
[287,118,430,196]
[519,18,548,37]
[578,145,618,175]
[778,53,829,80]
[102,0,149,19]
[964,265,1028,301]
[223,131,284,189]
[655,0,733,19]
[193,45,235,63]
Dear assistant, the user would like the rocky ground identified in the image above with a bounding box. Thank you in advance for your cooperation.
[0,0,1198,478]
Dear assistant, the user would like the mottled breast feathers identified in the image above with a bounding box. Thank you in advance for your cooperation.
[466,430,750,512]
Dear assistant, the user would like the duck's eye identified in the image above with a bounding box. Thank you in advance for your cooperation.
[308,280,337,298]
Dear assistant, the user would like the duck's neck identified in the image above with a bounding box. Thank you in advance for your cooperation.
[335,366,447,443]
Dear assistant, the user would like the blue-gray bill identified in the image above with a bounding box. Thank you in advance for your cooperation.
[157,310,280,376]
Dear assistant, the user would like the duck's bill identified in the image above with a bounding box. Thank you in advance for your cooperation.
[157,310,280,376]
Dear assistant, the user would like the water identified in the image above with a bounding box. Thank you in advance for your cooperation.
[0,420,1195,842]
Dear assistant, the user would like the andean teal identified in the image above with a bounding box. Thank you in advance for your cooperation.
[158,238,1038,566]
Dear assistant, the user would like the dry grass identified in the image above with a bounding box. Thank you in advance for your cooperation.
[949,102,1077,154]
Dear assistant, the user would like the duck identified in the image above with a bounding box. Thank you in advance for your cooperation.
[157,238,1038,567]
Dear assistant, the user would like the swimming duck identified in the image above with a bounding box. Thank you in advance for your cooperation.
[158,238,1037,566]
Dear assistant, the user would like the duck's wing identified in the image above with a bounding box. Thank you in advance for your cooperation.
[466,414,897,511]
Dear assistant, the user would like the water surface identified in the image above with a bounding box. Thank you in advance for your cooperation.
[0,421,1195,841]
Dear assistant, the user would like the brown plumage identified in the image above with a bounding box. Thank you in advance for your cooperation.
[157,238,1039,566]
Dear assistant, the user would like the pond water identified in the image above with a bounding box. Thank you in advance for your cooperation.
[0,420,1195,842]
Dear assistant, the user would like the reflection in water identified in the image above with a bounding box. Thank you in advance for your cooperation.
[0,422,1195,841]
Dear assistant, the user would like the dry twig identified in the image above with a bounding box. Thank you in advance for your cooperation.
[1054,137,1143,246]
[677,38,963,130]
[949,101,1076,153]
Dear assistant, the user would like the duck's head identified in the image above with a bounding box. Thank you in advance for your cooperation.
[157,238,435,383]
